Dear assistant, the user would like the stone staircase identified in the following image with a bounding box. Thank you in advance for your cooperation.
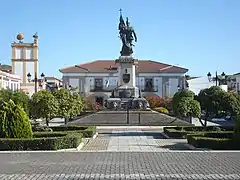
[69,110,191,126]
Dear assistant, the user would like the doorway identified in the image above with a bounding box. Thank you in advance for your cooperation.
[95,96,104,106]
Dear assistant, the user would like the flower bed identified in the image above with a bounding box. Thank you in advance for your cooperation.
[0,131,82,151]
[186,132,240,150]
[163,126,234,138]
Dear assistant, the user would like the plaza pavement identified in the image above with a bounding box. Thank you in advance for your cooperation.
[81,126,192,152]
[8,117,235,179]
[1,126,240,179]
[0,151,240,179]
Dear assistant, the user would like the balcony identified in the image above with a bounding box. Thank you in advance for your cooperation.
[90,85,117,92]
[138,85,158,92]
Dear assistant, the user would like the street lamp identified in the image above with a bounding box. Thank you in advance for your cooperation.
[177,85,181,91]
[27,72,45,93]
[207,71,226,86]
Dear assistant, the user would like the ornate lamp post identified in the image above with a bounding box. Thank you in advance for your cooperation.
[27,72,45,93]
[207,71,226,86]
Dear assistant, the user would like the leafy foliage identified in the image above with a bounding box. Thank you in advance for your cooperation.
[0,89,30,115]
[197,86,225,116]
[234,113,240,141]
[197,86,240,117]
[172,89,195,116]
[221,92,240,116]
[0,100,32,138]
[154,107,169,114]
[69,93,84,117]
[145,96,173,110]
[29,90,58,126]
[52,89,84,118]
[85,96,97,110]
[176,97,201,118]
[52,89,73,118]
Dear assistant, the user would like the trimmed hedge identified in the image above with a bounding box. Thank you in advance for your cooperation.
[187,132,240,150]
[163,126,234,138]
[0,131,82,151]
[49,125,96,138]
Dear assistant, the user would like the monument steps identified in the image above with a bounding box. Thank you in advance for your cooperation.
[69,110,191,126]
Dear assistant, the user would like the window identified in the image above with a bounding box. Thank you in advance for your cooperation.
[94,78,103,89]
[145,78,153,90]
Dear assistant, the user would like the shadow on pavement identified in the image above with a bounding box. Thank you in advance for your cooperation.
[99,132,167,139]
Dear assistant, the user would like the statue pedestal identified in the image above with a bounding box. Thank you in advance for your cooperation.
[115,56,138,87]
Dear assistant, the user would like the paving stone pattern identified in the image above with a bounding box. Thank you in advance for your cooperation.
[69,110,191,126]
[82,128,191,152]
[0,152,240,179]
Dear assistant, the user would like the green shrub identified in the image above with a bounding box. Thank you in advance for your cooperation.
[0,100,32,138]
[234,113,240,141]
[154,107,169,114]
[0,132,82,151]
[163,126,234,138]
[0,89,30,115]
[50,125,96,137]
[187,132,239,150]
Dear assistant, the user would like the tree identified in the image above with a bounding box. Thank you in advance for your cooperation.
[234,113,240,141]
[0,89,30,115]
[52,89,84,124]
[0,100,32,138]
[221,92,240,117]
[29,90,58,126]
[176,97,201,122]
[197,86,225,120]
[69,93,84,118]
[172,89,195,116]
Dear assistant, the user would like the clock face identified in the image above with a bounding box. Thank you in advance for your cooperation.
[123,73,130,83]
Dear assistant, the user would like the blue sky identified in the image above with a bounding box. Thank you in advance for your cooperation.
[1,0,240,78]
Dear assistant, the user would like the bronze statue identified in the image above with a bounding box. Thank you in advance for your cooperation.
[118,9,137,56]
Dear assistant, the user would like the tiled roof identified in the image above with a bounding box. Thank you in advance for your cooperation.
[45,76,62,82]
[59,60,188,74]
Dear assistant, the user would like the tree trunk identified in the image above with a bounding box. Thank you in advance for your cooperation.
[64,117,69,125]
[46,118,49,127]
[198,118,205,126]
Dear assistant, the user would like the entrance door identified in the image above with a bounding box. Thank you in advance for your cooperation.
[95,96,104,106]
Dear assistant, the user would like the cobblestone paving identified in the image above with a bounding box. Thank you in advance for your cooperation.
[81,137,110,151]
[0,152,240,179]
[155,139,191,150]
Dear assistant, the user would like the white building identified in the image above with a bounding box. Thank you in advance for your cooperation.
[0,70,21,91]
[60,60,188,104]
[187,76,215,95]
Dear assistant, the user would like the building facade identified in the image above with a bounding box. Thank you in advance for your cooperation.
[60,60,188,104]
[0,70,21,91]
[44,76,63,91]
[11,33,39,95]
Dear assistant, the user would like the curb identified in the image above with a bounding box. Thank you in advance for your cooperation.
[161,132,171,139]
[57,142,85,152]
[92,132,98,139]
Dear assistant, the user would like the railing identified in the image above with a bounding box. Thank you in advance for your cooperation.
[137,85,158,92]
[90,85,117,92]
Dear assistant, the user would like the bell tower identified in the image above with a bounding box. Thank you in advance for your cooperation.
[11,33,39,93]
